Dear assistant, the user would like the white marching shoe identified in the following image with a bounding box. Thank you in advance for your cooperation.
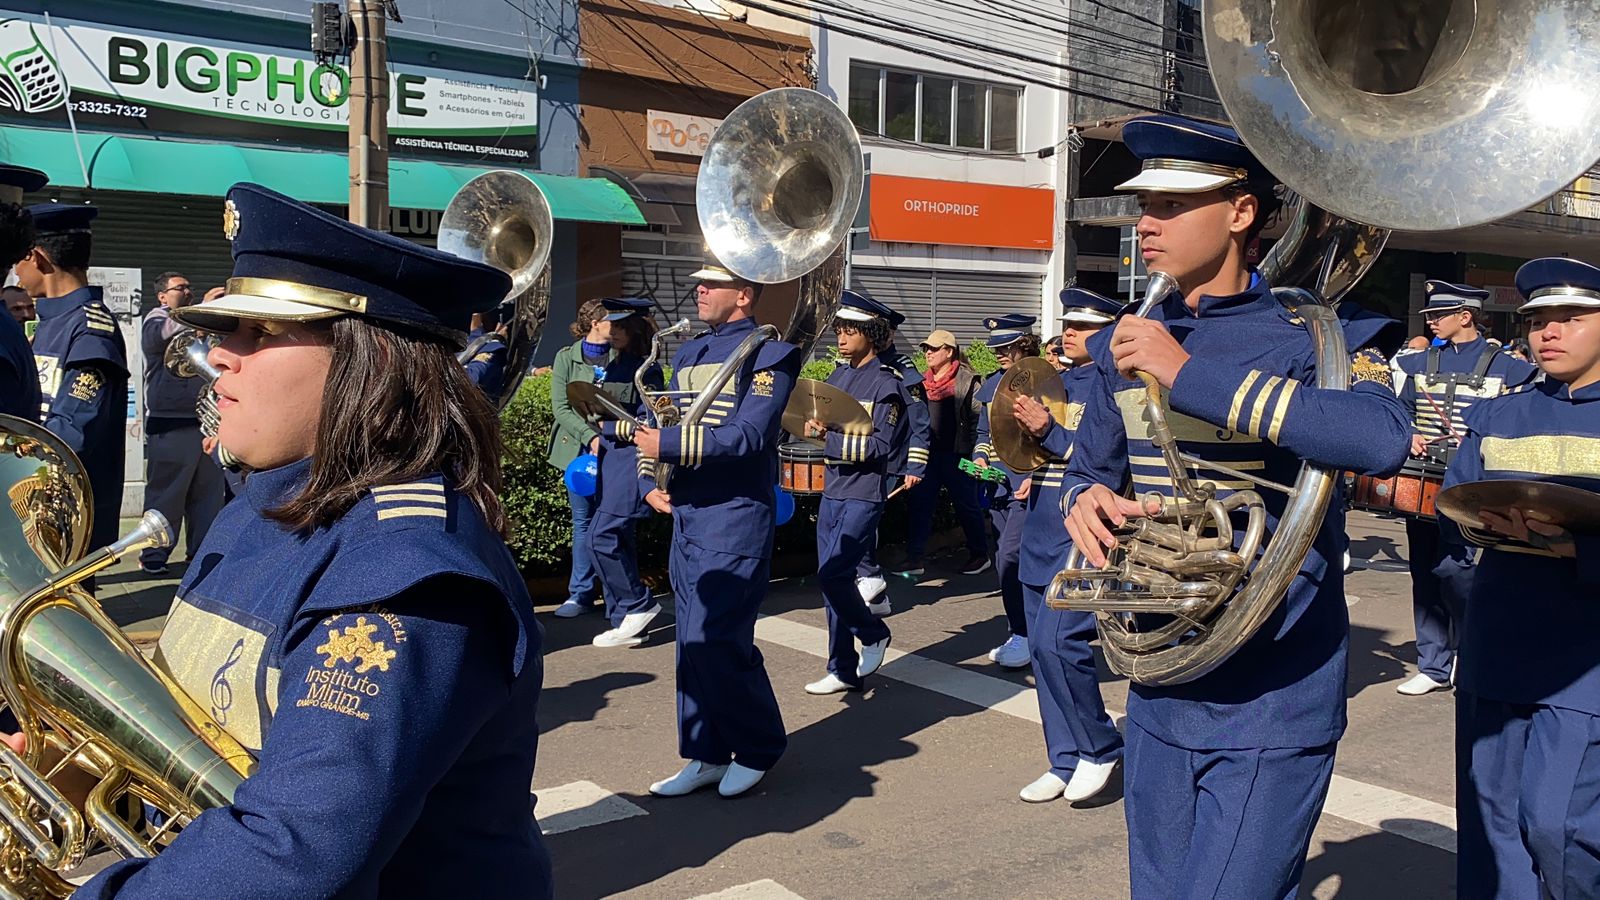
[1019,771,1067,803]
[718,762,767,797]
[1062,758,1119,802]
[858,637,891,678]
[805,673,858,695]
[592,604,661,648]
[1396,672,1451,696]
[649,761,729,797]
[988,634,1030,669]
[860,575,892,616]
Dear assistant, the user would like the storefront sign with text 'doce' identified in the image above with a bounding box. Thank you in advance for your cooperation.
[646,110,723,157]
[868,174,1054,251]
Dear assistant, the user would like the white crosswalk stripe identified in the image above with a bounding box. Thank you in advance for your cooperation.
[755,613,1460,854]
[686,879,807,900]
[535,780,647,835]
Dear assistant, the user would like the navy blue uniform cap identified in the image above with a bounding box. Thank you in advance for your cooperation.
[1117,115,1274,194]
[1058,287,1121,325]
[1514,257,1600,312]
[0,165,45,205]
[173,183,510,347]
[1422,280,1489,312]
[984,313,1036,348]
[27,201,96,236]
[602,297,654,321]
[836,288,895,323]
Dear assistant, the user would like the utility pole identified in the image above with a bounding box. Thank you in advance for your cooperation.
[348,0,390,229]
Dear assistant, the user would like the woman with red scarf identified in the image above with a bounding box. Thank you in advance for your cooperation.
[895,327,989,577]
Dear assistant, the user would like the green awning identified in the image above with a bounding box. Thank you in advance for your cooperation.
[0,125,645,224]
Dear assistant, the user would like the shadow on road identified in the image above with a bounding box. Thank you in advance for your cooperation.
[1302,819,1456,899]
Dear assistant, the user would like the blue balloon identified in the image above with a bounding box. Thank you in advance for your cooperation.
[774,487,796,526]
[564,453,599,497]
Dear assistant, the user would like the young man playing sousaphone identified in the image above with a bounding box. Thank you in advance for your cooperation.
[1444,257,1600,899]
[1062,116,1410,897]
[799,290,906,695]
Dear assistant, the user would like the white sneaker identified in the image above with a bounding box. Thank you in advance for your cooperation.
[614,604,661,639]
[857,575,888,602]
[649,760,728,797]
[857,637,891,678]
[1396,672,1451,696]
[866,596,892,617]
[805,673,858,695]
[553,600,588,618]
[989,634,1030,669]
[1062,758,1119,802]
[1019,771,1067,803]
[718,762,767,797]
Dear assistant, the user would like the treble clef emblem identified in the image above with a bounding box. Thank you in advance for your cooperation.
[210,638,245,725]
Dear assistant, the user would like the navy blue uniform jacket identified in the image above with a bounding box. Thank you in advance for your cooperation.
[0,311,38,421]
[1065,275,1409,750]
[79,458,551,899]
[821,359,906,502]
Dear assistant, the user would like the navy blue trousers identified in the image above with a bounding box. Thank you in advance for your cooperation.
[1125,720,1335,900]
[1458,692,1600,900]
[905,449,987,560]
[1023,581,1121,778]
[670,539,787,771]
[140,423,225,567]
[589,509,654,627]
[818,498,892,688]
[1407,517,1474,681]
[990,496,1027,636]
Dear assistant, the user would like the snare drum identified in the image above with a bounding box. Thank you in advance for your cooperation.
[1350,459,1445,519]
[779,439,828,495]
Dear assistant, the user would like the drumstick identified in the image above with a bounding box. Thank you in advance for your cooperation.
[886,482,911,500]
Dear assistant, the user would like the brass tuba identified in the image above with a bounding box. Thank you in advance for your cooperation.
[0,416,253,895]
[585,87,866,492]
[437,171,555,411]
[1047,0,1600,686]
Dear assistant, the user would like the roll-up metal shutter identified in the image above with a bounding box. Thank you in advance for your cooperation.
[850,266,1042,348]
[932,270,1046,345]
[620,226,705,359]
[850,267,934,344]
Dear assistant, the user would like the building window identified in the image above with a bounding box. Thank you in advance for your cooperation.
[848,62,1022,152]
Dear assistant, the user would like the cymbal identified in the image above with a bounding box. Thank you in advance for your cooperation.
[1434,479,1600,533]
[989,358,1067,473]
[782,378,871,446]
[567,382,640,426]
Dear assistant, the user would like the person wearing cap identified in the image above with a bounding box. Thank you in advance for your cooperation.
[588,296,667,648]
[547,298,615,618]
[801,290,905,695]
[971,316,1041,670]
[15,202,128,555]
[899,326,988,577]
[1442,257,1600,899]
[855,303,929,610]
[46,183,552,898]
[0,165,45,422]
[632,255,800,799]
[461,302,511,405]
[1393,280,1535,697]
[1062,115,1409,897]
[1007,288,1125,804]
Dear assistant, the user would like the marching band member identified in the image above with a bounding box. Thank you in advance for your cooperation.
[1063,116,1409,897]
[16,203,127,555]
[1010,289,1124,804]
[463,302,511,405]
[972,316,1040,670]
[60,183,551,897]
[1394,282,1533,696]
[857,304,928,607]
[589,297,666,648]
[0,165,45,421]
[633,255,799,799]
[801,290,905,695]
[1447,258,1600,899]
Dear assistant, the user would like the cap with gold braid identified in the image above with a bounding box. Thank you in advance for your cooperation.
[173,183,511,348]
[1115,115,1275,195]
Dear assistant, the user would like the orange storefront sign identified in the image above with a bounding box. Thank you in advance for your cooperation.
[868,174,1054,250]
